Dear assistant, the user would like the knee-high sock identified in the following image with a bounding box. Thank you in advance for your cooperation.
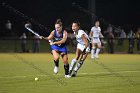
[54,60,59,67]
[69,59,77,71]
[74,60,83,72]
[95,48,100,56]
[64,64,69,75]
[91,47,96,58]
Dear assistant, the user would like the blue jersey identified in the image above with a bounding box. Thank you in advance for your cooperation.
[51,30,67,54]
[53,30,67,47]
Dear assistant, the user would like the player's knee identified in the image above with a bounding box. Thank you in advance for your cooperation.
[63,61,68,65]
[53,55,59,60]
[97,43,102,48]
[80,57,86,61]
[92,46,96,50]
[72,58,77,62]
[98,45,102,49]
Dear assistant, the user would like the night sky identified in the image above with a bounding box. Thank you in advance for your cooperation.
[0,0,140,33]
[96,0,140,25]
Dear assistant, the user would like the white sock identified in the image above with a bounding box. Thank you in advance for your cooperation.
[74,60,83,71]
[69,59,77,71]
[91,48,95,58]
[95,48,100,56]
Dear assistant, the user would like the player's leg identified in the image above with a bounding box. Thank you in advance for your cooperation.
[72,51,89,77]
[91,42,96,59]
[74,52,88,72]
[72,45,90,77]
[61,53,71,78]
[95,41,101,58]
[69,48,81,75]
[52,50,60,74]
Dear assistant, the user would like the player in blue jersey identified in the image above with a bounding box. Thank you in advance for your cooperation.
[43,19,70,78]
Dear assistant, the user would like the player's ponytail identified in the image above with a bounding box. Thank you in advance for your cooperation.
[55,19,62,26]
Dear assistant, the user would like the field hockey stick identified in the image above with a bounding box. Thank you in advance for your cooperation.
[25,25,45,39]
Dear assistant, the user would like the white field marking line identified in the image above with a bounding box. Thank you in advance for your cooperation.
[80,70,140,75]
[0,70,139,79]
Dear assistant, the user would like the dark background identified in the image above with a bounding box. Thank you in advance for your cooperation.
[0,0,140,37]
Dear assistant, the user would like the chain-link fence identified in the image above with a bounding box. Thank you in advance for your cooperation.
[0,38,140,54]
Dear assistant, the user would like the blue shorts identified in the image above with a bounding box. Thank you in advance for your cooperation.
[51,45,67,54]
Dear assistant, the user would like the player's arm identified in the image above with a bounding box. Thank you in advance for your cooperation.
[53,30,67,45]
[44,30,54,40]
[82,34,89,49]
[99,32,104,38]
[81,34,89,54]
[89,30,93,38]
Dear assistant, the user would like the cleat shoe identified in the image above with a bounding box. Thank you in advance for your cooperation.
[95,55,99,59]
[65,75,71,78]
[54,66,59,74]
[91,56,95,60]
[91,55,95,59]
[91,56,96,62]
[72,71,77,77]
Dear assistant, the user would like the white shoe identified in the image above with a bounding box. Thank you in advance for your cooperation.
[95,55,99,58]
[54,66,59,74]
[65,75,71,78]
[91,56,95,59]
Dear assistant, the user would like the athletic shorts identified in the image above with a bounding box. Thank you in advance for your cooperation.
[92,38,101,44]
[77,43,90,53]
[51,45,67,54]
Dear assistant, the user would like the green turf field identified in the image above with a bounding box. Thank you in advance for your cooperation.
[0,53,140,93]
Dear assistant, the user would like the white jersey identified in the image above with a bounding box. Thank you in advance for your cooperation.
[74,29,90,52]
[74,29,89,45]
[91,26,101,38]
[91,26,101,44]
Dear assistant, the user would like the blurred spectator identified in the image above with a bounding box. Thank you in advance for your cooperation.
[20,33,27,52]
[107,24,113,33]
[67,32,76,52]
[118,29,126,45]
[114,26,121,37]
[120,29,126,38]
[127,30,135,53]
[104,24,114,37]
[5,20,12,30]
[136,28,140,51]
[107,32,114,53]
[67,32,71,53]
[33,35,40,53]
[5,20,12,36]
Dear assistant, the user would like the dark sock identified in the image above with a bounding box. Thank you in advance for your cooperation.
[54,60,59,67]
[79,60,84,65]
[64,64,69,75]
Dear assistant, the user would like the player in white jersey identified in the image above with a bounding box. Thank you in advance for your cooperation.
[69,21,90,77]
[89,20,104,59]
